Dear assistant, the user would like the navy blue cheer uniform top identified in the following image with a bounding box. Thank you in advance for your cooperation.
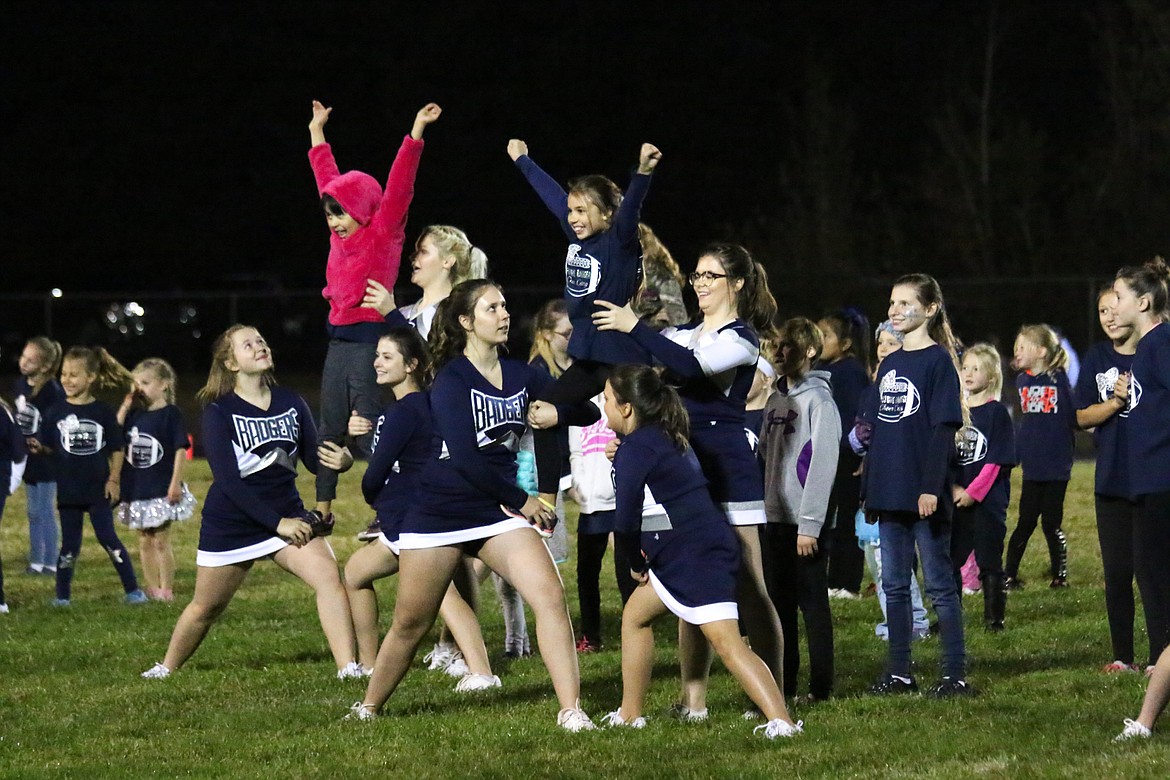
[514,154,651,365]
[363,391,432,551]
[401,357,596,548]
[865,345,963,513]
[197,388,318,566]
[39,400,121,507]
[1015,369,1076,482]
[13,376,64,484]
[613,423,741,624]
[1128,322,1170,497]
[120,406,188,502]
[955,400,1016,516]
[1076,341,1134,499]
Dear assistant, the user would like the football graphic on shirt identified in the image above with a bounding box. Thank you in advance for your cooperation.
[14,395,41,435]
[877,369,921,423]
[127,426,165,468]
[57,415,104,455]
[1127,374,1144,412]
[956,425,989,466]
[564,244,601,298]
[1095,368,1133,417]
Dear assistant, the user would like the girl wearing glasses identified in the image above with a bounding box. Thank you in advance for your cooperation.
[594,242,787,722]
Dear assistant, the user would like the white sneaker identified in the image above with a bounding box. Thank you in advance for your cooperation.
[556,702,597,732]
[454,674,502,693]
[742,708,763,721]
[601,709,646,729]
[0,603,9,614]
[667,703,709,723]
[1114,718,1152,742]
[337,661,366,680]
[424,643,456,671]
[445,652,470,678]
[141,662,171,679]
[345,702,377,721]
[754,718,804,739]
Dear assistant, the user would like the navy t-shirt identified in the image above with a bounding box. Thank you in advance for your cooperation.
[39,400,121,506]
[12,377,64,483]
[1076,341,1134,498]
[1128,322,1170,497]
[956,400,1016,516]
[1015,369,1076,481]
[864,345,962,512]
[363,391,432,537]
[820,356,871,449]
[120,405,189,502]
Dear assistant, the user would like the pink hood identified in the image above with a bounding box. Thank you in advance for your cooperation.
[321,170,382,225]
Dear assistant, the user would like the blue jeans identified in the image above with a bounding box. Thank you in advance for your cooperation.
[865,541,930,639]
[879,510,966,678]
[25,481,59,568]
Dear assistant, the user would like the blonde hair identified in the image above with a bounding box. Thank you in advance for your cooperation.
[963,343,1003,401]
[26,336,64,378]
[638,223,683,288]
[63,347,134,393]
[1016,324,1069,377]
[528,299,570,378]
[418,225,489,285]
[196,325,276,405]
[132,358,178,405]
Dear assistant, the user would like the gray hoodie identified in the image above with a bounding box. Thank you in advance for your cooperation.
[760,369,842,537]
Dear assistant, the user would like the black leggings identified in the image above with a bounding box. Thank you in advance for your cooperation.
[56,502,139,600]
[1005,480,1068,580]
[951,501,1006,583]
[576,531,636,645]
[825,449,864,593]
[1134,491,1170,665]
[533,361,606,494]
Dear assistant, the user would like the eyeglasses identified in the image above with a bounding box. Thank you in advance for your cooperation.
[688,271,729,285]
[553,329,573,339]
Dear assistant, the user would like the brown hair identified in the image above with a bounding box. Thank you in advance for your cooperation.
[567,174,622,222]
[379,327,435,390]
[608,363,690,451]
[196,325,276,405]
[429,279,501,369]
[777,317,824,382]
[62,347,134,393]
[1115,256,1170,321]
[25,336,64,378]
[700,243,780,346]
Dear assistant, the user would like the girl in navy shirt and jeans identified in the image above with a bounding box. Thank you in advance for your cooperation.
[864,274,969,698]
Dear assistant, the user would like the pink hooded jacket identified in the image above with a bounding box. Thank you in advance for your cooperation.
[309,136,424,326]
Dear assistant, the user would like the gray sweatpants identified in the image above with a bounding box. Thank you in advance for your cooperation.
[316,339,381,503]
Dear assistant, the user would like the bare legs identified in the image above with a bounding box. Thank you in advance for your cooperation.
[138,526,175,598]
[160,561,252,671]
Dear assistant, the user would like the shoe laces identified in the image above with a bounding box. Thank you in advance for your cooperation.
[424,645,454,669]
[454,674,501,693]
[1115,718,1151,741]
[557,703,596,732]
[667,703,709,723]
[754,718,803,739]
[141,662,171,679]
[601,709,646,729]
[346,702,377,721]
[337,661,365,680]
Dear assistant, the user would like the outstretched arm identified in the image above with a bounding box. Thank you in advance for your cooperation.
[307,100,340,192]
[612,143,661,244]
[308,100,332,148]
[411,102,441,141]
[508,140,573,238]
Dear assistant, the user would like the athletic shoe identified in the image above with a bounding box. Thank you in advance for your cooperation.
[576,637,600,654]
[667,703,709,723]
[1050,576,1069,589]
[141,662,171,679]
[337,661,366,680]
[829,589,860,600]
[445,653,470,678]
[454,674,502,693]
[556,703,597,732]
[1003,576,1024,591]
[754,718,803,739]
[742,708,763,721]
[1146,665,1156,678]
[962,586,981,596]
[926,676,975,698]
[50,598,71,607]
[356,518,382,542]
[345,702,377,721]
[1114,718,1152,742]
[424,643,456,671]
[601,709,646,729]
[1102,660,1139,673]
[0,603,9,614]
[124,589,149,605]
[867,674,918,695]
[24,565,43,576]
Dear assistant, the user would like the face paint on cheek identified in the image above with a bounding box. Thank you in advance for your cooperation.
[900,305,923,325]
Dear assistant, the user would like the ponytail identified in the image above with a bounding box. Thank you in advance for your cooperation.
[26,336,63,379]
[380,327,435,390]
[700,243,779,345]
[819,306,873,374]
[429,279,499,369]
[1115,255,1170,321]
[418,225,490,286]
[131,358,179,406]
[893,273,969,426]
[608,363,690,450]
[1016,324,1069,378]
[63,346,134,394]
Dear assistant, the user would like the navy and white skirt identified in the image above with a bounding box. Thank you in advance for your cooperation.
[691,421,766,526]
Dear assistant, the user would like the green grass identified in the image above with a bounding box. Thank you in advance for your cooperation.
[1,461,1167,778]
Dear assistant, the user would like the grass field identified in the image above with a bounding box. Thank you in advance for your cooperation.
[0,460,1167,779]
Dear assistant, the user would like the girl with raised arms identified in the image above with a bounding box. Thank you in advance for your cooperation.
[142,325,360,680]
[593,242,785,721]
[347,280,599,731]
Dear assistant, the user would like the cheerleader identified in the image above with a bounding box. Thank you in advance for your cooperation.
[348,280,599,730]
[600,365,801,738]
[115,359,195,602]
[142,325,361,679]
[593,242,784,720]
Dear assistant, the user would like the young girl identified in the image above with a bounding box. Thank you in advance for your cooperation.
[1004,324,1077,589]
[1078,287,1148,671]
[638,223,687,327]
[343,328,500,691]
[141,325,361,679]
[115,359,195,602]
[25,347,146,606]
[760,318,842,704]
[1113,258,1170,671]
[817,308,872,599]
[506,137,661,507]
[600,364,801,738]
[348,280,599,730]
[865,274,969,697]
[594,242,785,720]
[307,100,441,519]
[1112,256,1170,738]
[12,337,63,575]
[951,344,1016,631]
[1,386,28,613]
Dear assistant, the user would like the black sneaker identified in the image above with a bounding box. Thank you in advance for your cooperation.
[867,674,918,695]
[356,519,381,542]
[1003,576,1024,591]
[1049,576,1069,589]
[927,676,975,698]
